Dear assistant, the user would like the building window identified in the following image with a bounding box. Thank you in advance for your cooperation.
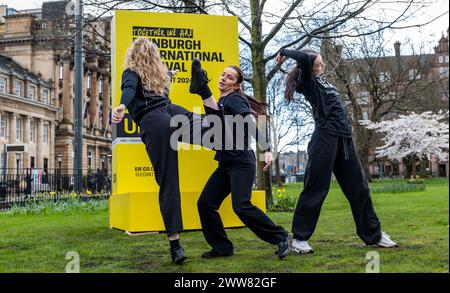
[86,73,92,90]
[0,113,7,139]
[30,119,35,143]
[43,158,48,171]
[88,151,93,169]
[43,123,48,144]
[388,92,397,100]
[0,153,5,174]
[379,71,390,82]
[59,63,64,80]
[43,158,48,183]
[16,117,22,141]
[15,153,22,171]
[98,77,103,94]
[30,156,35,169]
[40,21,48,30]
[359,91,370,105]
[446,67,449,79]
[28,85,36,100]
[14,81,22,96]
[42,89,49,104]
[438,56,444,63]
[439,67,445,78]
[0,78,6,93]
[446,55,449,63]
[409,69,420,80]
[362,112,369,120]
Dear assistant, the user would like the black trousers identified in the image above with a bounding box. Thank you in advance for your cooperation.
[197,161,288,253]
[292,130,382,245]
[139,103,223,236]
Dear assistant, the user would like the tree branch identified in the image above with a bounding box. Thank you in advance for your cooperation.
[260,0,303,49]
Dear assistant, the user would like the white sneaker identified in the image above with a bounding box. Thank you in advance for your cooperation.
[377,231,397,248]
[291,239,313,254]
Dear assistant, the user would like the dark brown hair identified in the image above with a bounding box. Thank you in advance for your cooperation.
[284,49,319,103]
[228,65,268,117]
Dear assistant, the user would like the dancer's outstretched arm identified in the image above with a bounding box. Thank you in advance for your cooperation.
[112,69,138,124]
[277,49,313,84]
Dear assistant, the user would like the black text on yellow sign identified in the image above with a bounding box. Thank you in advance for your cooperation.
[132,25,225,73]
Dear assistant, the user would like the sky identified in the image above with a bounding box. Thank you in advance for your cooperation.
[1,0,448,53]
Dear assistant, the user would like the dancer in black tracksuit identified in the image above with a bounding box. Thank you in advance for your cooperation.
[276,48,397,252]
[112,38,223,264]
[196,65,291,260]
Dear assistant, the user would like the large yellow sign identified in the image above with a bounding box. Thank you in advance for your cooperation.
[110,10,265,232]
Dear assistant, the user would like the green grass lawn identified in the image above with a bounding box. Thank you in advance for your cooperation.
[0,179,448,273]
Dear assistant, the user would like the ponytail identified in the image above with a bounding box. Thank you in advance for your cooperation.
[284,49,319,103]
[285,66,301,103]
[229,65,268,118]
[239,89,268,118]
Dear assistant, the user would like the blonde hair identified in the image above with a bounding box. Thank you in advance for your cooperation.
[124,37,169,96]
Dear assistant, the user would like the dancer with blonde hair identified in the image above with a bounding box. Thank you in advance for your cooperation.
[112,37,221,264]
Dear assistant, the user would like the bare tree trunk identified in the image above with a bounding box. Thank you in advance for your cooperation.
[322,42,375,182]
[405,155,417,179]
[412,157,417,178]
[353,123,374,182]
[265,169,273,209]
[275,156,282,187]
[182,0,203,13]
[249,0,269,199]
[419,159,429,178]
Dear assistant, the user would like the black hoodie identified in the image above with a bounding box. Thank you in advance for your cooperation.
[280,49,353,138]
[215,92,270,164]
[119,68,170,125]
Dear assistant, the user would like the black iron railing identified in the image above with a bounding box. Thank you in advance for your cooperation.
[0,170,111,211]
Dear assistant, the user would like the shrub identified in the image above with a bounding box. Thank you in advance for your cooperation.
[407,178,425,184]
[6,198,108,215]
[271,187,297,212]
[370,183,425,193]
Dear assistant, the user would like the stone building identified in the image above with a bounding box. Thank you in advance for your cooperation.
[0,55,57,174]
[0,1,111,174]
[0,1,112,176]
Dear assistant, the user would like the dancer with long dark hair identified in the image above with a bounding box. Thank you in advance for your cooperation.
[195,63,291,260]
[276,48,397,254]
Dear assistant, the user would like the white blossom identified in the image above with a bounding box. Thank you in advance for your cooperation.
[360,111,449,161]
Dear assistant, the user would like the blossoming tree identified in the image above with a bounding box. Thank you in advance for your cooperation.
[361,111,449,178]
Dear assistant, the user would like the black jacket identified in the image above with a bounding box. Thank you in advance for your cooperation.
[215,92,270,164]
[280,49,352,138]
[120,68,170,125]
